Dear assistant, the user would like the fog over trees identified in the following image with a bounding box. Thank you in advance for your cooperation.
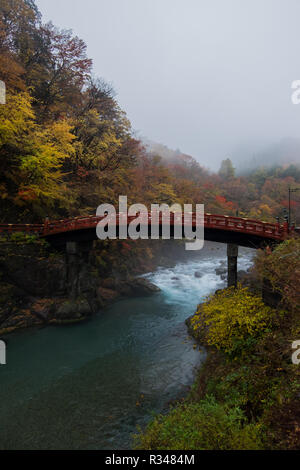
[36,0,300,170]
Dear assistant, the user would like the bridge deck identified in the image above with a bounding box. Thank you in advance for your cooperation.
[0,213,288,245]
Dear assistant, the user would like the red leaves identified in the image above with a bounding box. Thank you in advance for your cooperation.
[121,241,131,252]
[281,199,298,209]
[17,189,37,201]
[76,166,89,180]
[215,195,236,211]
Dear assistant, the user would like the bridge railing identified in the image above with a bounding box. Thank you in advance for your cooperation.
[42,216,101,235]
[0,213,287,241]
[0,223,44,234]
[204,214,285,239]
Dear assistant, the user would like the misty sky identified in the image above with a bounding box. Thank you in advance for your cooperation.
[36,0,300,170]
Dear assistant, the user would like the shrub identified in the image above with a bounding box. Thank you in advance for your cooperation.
[134,396,262,450]
[10,232,26,242]
[190,285,277,355]
[255,237,300,314]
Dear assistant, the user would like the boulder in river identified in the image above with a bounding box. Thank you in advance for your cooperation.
[119,278,160,297]
[216,267,227,276]
[194,272,203,278]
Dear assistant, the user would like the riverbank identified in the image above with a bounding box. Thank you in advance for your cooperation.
[1,249,225,449]
[134,238,300,450]
[1,235,226,336]
[0,236,168,336]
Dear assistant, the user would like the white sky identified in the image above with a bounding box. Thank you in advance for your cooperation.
[36,0,300,169]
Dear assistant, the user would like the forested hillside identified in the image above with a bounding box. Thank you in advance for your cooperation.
[0,0,300,225]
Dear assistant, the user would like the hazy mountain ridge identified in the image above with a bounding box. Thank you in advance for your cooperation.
[142,138,204,168]
[234,137,300,174]
[144,137,300,176]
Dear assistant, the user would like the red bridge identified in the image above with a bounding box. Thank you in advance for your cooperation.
[0,213,291,249]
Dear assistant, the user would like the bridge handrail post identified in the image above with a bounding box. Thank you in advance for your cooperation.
[283,221,289,234]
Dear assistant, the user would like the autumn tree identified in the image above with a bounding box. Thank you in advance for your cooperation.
[219,158,235,179]
[29,23,92,122]
[0,91,75,220]
[0,0,38,90]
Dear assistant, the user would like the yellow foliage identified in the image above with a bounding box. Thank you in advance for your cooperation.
[72,109,123,170]
[190,285,276,354]
[0,90,34,147]
[0,91,75,209]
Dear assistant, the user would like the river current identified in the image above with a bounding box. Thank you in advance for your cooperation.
[0,242,253,449]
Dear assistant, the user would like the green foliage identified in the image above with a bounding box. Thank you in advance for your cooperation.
[134,396,262,450]
[185,273,300,450]
[9,232,39,244]
[9,232,26,243]
[204,362,284,419]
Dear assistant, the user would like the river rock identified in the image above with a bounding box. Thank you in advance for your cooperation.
[55,298,92,318]
[119,278,160,297]
[97,287,119,303]
[194,272,203,278]
[133,278,161,295]
[216,267,227,276]
[0,308,43,334]
[101,278,116,290]
[31,298,54,320]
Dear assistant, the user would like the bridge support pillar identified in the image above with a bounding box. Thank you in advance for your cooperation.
[66,241,79,299]
[66,241,93,299]
[227,244,238,288]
